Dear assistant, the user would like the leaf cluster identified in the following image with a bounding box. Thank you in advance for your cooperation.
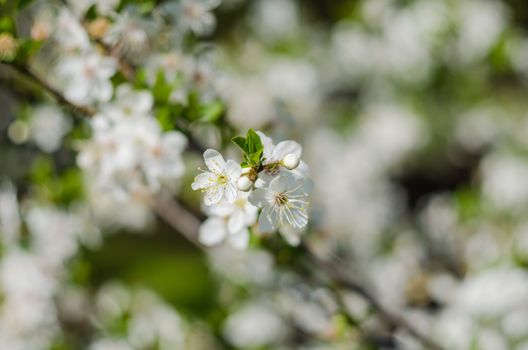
[232,129,264,168]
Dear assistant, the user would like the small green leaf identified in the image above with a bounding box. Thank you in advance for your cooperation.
[14,38,42,64]
[232,136,247,152]
[156,106,174,131]
[153,70,172,104]
[246,128,263,155]
[199,101,224,122]
[249,149,263,166]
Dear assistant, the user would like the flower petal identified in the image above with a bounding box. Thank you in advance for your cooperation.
[227,209,245,234]
[228,228,249,250]
[204,185,224,205]
[248,188,268,208]
[224,183,238,203]
[258,206,277,233]
[225,160,242,181]
[204,149,225,174]
[256,131,275,160]
[198,217,227,246]
[191,172,215,190]
[272,140,302,161]
[280,225,302,246]
[269,173,295,194]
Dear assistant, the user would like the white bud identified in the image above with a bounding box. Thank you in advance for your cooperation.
[237,176,253,191]
[281,153,300,170]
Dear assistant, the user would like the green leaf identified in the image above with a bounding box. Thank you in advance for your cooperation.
[16,0,35,10]
[153,70,172,104]
[246,128,263,155]
[232,136,247,152]
[199,101,224,123]
[248,149,263,166]
[14,38,42,64]
[156,106,174,132]
[0,16,15,33]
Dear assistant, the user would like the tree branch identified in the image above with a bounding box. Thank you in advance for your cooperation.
[5,63,96,117]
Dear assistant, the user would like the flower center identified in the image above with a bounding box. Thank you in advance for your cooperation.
[275,192,288,206]
[217,174,228,185]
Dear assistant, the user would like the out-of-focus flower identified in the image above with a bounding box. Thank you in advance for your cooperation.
[481,152,528,212]
[103,7,153,63]
[175,0,220,35]
[78,86,187,200]
[192,149,241,205]
[28,105,71,153]
[54,8,90,51]
[56,51,117,104]
[223,301,286,348]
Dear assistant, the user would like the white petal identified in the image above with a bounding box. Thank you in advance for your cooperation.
[206,201,234,217]
[280,225,302,246]
[204,186,224,205]
[228,228,249,250]
[204,149,225,174]
[135,91,154,113]
[223,183,238,203]
[258,206,277,233]
[227,209,245,234]
[248,188,269,208]
[162,132,187,152]
[191,172,215,190]
[225,160,242,181]
[272,140,302,161]
[198,217,226,246]
[256,131,275,160]
[269,173,295,194]
[293,160,310,177]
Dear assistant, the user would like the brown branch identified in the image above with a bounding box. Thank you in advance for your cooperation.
[6,63,96,117]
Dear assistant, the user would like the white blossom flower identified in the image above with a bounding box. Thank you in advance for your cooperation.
[255,131,309,187]
[177,0,221,36]
[103,8,153,62]
[249,172,312,234]
[103,84,154,121]
[28,105,71,153]
[56,51,117,104]
[192,149,241,205]
[78,88,187,199]
[198,192,257,249]
[54,8,90,51]
[223,301,286,348]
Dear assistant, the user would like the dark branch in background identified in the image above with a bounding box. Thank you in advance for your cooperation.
[4,63,96,117]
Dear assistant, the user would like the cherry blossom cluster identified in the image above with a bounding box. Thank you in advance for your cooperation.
[192,129,312,248]
[77,84,187,201]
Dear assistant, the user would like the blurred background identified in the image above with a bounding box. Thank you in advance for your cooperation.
[2,0,528,349]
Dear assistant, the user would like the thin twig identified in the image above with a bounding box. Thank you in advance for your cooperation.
[6,63,96,117]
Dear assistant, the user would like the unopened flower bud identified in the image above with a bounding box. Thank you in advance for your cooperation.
[281,153,300,170]
[237,175,252,191]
